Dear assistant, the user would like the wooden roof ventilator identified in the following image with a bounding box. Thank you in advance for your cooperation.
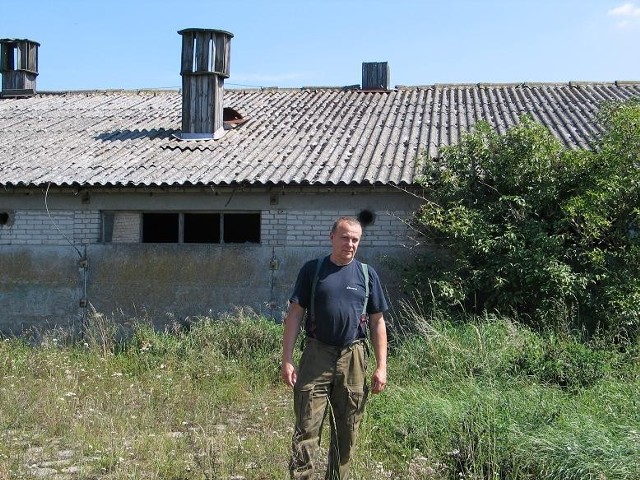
[0,38,39,98]
[178,28,233,140]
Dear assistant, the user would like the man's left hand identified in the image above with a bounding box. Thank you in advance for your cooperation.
[371,368,387,394]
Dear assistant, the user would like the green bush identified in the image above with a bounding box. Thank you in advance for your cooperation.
[368,314,639,479]
[410,99,640,343]
[509,334,618,391]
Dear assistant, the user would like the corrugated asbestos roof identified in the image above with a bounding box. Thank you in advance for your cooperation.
[1,82,639,187]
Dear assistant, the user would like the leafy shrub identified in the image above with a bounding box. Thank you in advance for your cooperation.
[509,334,618,391]
[410,100,640,343]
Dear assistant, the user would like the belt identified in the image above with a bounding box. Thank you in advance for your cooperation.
[305,336,368,355]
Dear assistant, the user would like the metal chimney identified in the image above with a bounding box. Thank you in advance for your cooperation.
[0,38,39,98]
[362,62,390,91]
[178,28,233,140]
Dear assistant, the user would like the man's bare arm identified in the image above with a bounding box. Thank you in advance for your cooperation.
[369,312,388,394]
[281,302,305,388]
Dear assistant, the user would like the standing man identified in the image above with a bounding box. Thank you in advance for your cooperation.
[281,216,388,480]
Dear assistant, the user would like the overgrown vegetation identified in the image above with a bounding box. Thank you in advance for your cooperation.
[1,309,638,479]
[3,100,639,479]
[1,310,288,480]
[410,99,640,343]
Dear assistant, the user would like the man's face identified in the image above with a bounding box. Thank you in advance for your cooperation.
[330,220,362,265]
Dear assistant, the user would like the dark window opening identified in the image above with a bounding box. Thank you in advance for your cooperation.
[137,212,260,244]
[185,213,221,243]
[102,212,114,242]
[224,213,260,243]
[143,213,179,243]
[0,212,10,226]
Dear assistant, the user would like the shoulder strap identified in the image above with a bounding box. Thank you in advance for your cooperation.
[300,256,325,350]
[361,263,369,315]
[309,256,325,322]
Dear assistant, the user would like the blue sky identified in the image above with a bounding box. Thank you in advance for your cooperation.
[1,0,639,91]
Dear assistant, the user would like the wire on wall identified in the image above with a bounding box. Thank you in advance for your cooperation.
[44,183,84,259]
[44,182,89,326]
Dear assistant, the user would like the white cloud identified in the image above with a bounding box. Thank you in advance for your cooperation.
[608,2,640,17]
[608,2,640,29]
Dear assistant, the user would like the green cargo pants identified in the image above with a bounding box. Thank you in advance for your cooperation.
[289,337,369,480]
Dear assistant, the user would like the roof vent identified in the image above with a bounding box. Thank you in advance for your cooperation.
[0,38,39,98]
[362,62,390,91]
[177,28,233,140]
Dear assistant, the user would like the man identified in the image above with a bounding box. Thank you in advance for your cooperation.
[281,216,388,480]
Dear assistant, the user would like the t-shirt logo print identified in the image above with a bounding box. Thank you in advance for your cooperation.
[346,286,358,291]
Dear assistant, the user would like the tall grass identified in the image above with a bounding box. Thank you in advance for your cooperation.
[0,306,638,479]
[0,308,289,479]
[366,305,640,479]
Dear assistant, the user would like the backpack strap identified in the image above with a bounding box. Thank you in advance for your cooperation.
[299,256,326,351]
[309,255,326,324]
[361,263,369,316]
[359,262,370,339]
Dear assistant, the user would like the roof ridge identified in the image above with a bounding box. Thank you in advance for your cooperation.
[27,80,640,97]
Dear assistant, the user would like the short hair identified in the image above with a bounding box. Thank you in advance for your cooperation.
[331,216,361,233]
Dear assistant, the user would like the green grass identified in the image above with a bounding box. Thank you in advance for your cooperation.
[0,308,638,479]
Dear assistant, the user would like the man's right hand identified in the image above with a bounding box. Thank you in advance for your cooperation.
[281,361,297,388]
[281,302,305,389]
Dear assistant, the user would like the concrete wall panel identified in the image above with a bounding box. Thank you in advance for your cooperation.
[0,246,83,334]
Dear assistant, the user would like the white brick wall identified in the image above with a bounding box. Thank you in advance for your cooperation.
[285,211,332,246]
[0,208,413,248]
[0,210,101,245]
[261,210,287,246]
[112,212,141,243]
[281,210,412,247]
[74,211,102,245]
[361,213,413,247]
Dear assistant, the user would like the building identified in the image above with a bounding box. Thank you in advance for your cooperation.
[1,31,639,334]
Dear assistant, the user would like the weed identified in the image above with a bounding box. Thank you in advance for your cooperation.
[0,309,637,479]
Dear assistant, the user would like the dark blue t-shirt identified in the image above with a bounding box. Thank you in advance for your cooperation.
[290,255,389,346]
